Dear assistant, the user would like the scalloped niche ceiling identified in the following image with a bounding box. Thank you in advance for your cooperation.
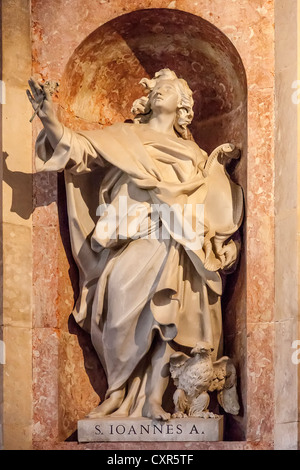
[58,8,247,156]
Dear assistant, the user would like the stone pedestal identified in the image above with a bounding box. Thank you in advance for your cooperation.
[77,416,224,443]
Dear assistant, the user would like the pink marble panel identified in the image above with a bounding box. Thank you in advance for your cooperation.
[32,226,59,328]
[246,321,275,445]
[31,0,182,83]
[58,328,106,441]
[32,327,59,442]
[247,215,275,324]
[32,172,58,228]
[248,89,275,217]
[176,0,275,89]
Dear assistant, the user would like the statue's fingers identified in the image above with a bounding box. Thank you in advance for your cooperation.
[26,89,39,110]
[26,88,32,99]
[26,88,35,104]
[29,76,43,91]
[28,77,43,100]
[28,79,39,100]
[40,83,51,101]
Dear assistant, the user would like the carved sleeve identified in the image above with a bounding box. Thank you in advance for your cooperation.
[35,125,106,174]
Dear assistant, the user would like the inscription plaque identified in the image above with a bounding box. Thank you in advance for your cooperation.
[77,416,224,442]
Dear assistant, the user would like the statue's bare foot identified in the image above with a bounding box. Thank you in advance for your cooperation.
[87,391,124,418]
[145,402,171,421]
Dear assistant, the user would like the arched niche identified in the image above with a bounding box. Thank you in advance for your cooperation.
[59,9,247,155]
[58,8,247,440]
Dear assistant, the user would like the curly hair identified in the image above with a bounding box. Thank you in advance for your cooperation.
[131,69,194,139]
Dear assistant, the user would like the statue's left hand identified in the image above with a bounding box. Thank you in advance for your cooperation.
[219,240,238,269]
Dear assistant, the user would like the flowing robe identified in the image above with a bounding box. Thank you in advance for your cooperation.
[35,121,242,413]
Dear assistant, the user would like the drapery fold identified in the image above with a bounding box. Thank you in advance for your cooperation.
[35,122,242,406]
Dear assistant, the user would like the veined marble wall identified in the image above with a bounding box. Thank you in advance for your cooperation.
[274,0,300,449]
[0,0,299,450]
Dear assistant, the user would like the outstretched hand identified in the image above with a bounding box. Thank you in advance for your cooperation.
[27,77,53,122]
[26,77,63,146]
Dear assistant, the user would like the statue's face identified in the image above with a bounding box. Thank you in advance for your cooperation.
[148,79,180,115]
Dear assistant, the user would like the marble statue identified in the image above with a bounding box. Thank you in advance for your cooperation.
[27,69,243,422]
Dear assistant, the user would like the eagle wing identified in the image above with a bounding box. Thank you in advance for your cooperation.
[210,356,240,415]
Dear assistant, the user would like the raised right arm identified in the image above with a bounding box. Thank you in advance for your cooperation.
[27,77,105,174]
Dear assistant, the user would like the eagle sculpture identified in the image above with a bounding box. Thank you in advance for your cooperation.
[169,341,240,418]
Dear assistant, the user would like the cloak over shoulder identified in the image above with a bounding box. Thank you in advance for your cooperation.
[35,122,243,393]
